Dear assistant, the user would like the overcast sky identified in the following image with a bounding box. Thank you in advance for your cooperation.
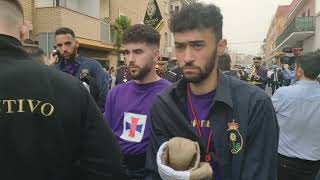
[199,0,293,55]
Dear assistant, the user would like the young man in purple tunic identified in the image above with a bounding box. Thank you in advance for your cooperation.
[146,3,279,180]
[104,24,171,179]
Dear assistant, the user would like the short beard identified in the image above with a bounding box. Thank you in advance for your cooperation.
[130,63,152,81]
[182,48,217,84]
[64,47,78,61]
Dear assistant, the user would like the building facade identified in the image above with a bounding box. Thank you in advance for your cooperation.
[275,0,316,53]
[110,0,174,61]
[265,0,317,66]
[22,0,117,68]
[265,5,290,66]
[21,0,198,68]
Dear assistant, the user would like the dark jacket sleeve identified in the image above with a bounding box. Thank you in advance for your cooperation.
[80,87,125,179]
[257,69,268,84]
[145,98,169,180]
[92,61,108,113]
[241,97,279,180]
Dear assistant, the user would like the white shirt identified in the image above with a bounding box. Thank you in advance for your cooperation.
[267,70,273,78]
[272,80,320,160]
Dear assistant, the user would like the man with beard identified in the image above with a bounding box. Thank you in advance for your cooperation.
[272,51,320,180]
[145,3,279,180]
[49,27,108,113]
[104,24,171,180]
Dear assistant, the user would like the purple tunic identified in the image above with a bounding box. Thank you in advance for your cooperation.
[104,79,171,155]
[187,89,222,180]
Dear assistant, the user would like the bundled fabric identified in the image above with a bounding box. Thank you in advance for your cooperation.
[157,137,213,180]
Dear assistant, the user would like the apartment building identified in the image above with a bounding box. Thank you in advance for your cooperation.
[275,0,316,53]
[265,0,317,65]
[22,0,117,68]
[21,0,198,68]
[264,5,290,66]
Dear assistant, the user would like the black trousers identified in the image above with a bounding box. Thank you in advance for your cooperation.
[123,153,146,180]
[271,82,280,95]
[278,153,320,180]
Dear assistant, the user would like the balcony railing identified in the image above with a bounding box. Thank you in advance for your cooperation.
[36,6,113,44]
[276,16,315,47]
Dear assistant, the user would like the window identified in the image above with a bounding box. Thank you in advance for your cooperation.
[101,22,111,43]
[165,33,168,47]
[28,30,33,40]
[302,12,306,17]
[111,30,117,44]
[307,9,310,16]
[175,6,180,13]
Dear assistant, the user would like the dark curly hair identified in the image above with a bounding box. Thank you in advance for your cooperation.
[123,24,160,47]
[296,50,320,80]
[55,27,76,38]
[170,3,223,41]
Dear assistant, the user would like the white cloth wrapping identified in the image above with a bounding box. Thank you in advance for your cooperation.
[156,141,191,180]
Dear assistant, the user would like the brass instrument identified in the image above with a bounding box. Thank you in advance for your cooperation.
[247,66,261,85]
[249,66,256,80]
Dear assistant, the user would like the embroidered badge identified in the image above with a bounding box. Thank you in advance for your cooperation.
[227,119,243,155]
[80,68,90,79]
[120,112,147,143]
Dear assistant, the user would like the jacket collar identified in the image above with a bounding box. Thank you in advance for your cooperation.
[0,34,29,58]
[60,55,85,66]
[172,70,234,109]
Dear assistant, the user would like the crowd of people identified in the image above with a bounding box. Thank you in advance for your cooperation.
[1,0,320,180]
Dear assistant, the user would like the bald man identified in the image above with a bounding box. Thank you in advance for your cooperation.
[0,0,124,179]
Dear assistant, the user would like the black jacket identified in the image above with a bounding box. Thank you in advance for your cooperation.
[115,65,132,85]
[271,71,283,85]
[146,72,279,180]
[0,35,124,180]
[55,55,108,113]
[160,71,178,83]
[251,66,268,90]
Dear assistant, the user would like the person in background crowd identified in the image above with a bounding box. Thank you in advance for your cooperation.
[0,0,124,179]
[171,61,184,81]
[23,46,48,64]
[218,53,240,79]
[249,57,268,90]
[115,64,132,85]
[282,63,295,86]
[48,27,108,113]
[267,67,273,87]
[109,67,116,88]
[272,50,320,180]
[270,65,283,95]
[238,67,248,81]
[146,3,279,180]
[156,59,178,82]
[104,24,171,180]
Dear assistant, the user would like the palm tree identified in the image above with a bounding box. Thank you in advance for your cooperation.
[114,15,131,61]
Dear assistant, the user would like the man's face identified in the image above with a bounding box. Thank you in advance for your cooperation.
[174,28,226,84]
[55,34,79,60]
[254,60,261,68]
[123,42,159,80]
[157,62,167,73]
